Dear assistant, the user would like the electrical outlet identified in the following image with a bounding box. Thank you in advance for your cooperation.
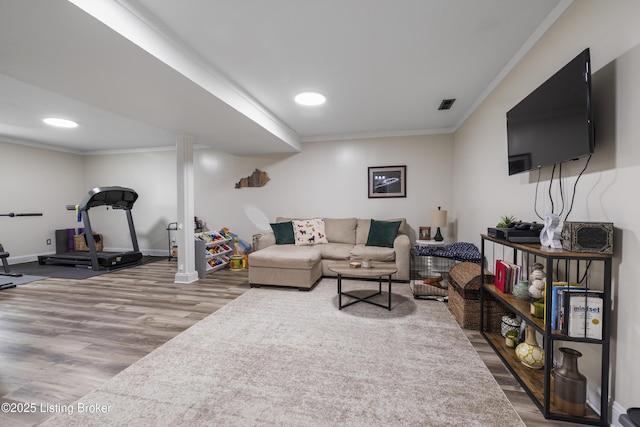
[46,239,51,245]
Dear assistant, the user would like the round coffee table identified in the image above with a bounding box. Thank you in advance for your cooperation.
[328,262,398,310]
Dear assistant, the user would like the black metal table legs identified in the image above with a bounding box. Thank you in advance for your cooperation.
[337,273,392,310]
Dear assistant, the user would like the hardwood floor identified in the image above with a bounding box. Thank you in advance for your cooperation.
[464,329,586,426]
[0,260,587,426]
[0,260,249,426]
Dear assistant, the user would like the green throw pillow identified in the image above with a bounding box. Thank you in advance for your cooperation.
[366,219,401,248]
[270,221,295,245]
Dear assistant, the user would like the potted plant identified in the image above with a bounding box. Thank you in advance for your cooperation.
[497,215,518,228]
[505,329,519,348]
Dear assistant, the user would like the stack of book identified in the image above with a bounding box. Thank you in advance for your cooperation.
[552,284,604,339]
[494,260,521,293]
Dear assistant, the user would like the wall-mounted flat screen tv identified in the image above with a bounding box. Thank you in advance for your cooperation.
[506,48,594,175]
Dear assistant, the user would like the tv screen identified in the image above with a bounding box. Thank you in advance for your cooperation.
[506,48,594,175]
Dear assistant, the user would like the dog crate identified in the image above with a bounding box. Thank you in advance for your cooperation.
[409,250,457,300]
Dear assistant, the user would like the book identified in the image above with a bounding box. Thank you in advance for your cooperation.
[559,289,591,332]
[551,283,585,331]
[494,260,522,293]
[494,260,508,293]
[563,290,604,339]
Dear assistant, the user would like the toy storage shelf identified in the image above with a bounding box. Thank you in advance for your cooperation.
[479,234,611,426]
[195,230,233,278]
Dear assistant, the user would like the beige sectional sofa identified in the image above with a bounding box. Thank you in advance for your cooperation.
[248,217,411,289]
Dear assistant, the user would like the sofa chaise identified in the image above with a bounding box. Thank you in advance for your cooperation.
[248,217,411,289]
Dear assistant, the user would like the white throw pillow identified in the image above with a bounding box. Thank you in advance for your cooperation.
[292,218,328,246]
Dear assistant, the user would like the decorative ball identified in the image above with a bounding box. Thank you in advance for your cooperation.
[516,341,545,369]
[529,263,545,282]
[529,279,544,299]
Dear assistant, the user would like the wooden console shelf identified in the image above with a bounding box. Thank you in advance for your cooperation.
[484,331,599,422]
[480,234,611,426]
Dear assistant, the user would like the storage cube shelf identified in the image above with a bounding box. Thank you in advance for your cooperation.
[195,231,234,277]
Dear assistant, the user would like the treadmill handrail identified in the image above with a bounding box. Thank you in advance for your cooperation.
[73,186,139,211]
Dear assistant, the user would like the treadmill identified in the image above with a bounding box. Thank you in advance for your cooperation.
[38,186,143,270]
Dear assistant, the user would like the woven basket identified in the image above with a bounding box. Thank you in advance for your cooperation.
[448,262,507,331]
[73,233,103,252]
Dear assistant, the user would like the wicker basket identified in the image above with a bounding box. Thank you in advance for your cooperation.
[448,262,508,331]
[73,233,103,252]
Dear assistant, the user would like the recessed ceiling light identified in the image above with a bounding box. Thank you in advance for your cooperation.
[43,117,78,128]
[294,91,326,106]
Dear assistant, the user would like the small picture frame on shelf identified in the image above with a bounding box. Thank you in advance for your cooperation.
[419,226,431,241]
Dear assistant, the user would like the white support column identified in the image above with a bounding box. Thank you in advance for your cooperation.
[174,134,199,283]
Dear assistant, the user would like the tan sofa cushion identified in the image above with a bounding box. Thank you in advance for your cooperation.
[248,245,321,269]
[323,217,357,244]
[277,217,357,245]
[312,242,353,261]
[350,244,396,262]
[276,216,295,223]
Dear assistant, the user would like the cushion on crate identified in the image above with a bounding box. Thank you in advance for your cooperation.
[413,242,482,263]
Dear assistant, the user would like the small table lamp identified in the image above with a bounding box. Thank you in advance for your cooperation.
[431,206,448,242]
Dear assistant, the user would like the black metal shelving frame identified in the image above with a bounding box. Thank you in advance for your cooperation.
[479,234,611,426]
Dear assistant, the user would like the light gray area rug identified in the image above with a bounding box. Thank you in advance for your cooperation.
[42,279,525,427]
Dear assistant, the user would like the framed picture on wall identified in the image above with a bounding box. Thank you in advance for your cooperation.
[368,165,406,198]
[419,226,431,241]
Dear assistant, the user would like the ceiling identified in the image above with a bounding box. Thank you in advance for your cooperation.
[0,0,569,155]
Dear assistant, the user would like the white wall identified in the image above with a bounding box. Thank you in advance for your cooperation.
[0,141,85,260]
[3,134,454,260]
[452,0,640,419]
[82,150,177,253]
[194,134,454,242]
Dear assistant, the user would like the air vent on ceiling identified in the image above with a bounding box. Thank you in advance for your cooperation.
[438,98,456,110]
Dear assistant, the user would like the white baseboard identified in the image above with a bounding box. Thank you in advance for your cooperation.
[587,382,602,416]
[611,400,627,427]
[174,271,199,283]
[585,389,626,426]
[8,254,41,264]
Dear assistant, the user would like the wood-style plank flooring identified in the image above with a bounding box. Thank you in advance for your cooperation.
[0,260,587,426]
[0,260,249,426]
[464,329,586,426]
